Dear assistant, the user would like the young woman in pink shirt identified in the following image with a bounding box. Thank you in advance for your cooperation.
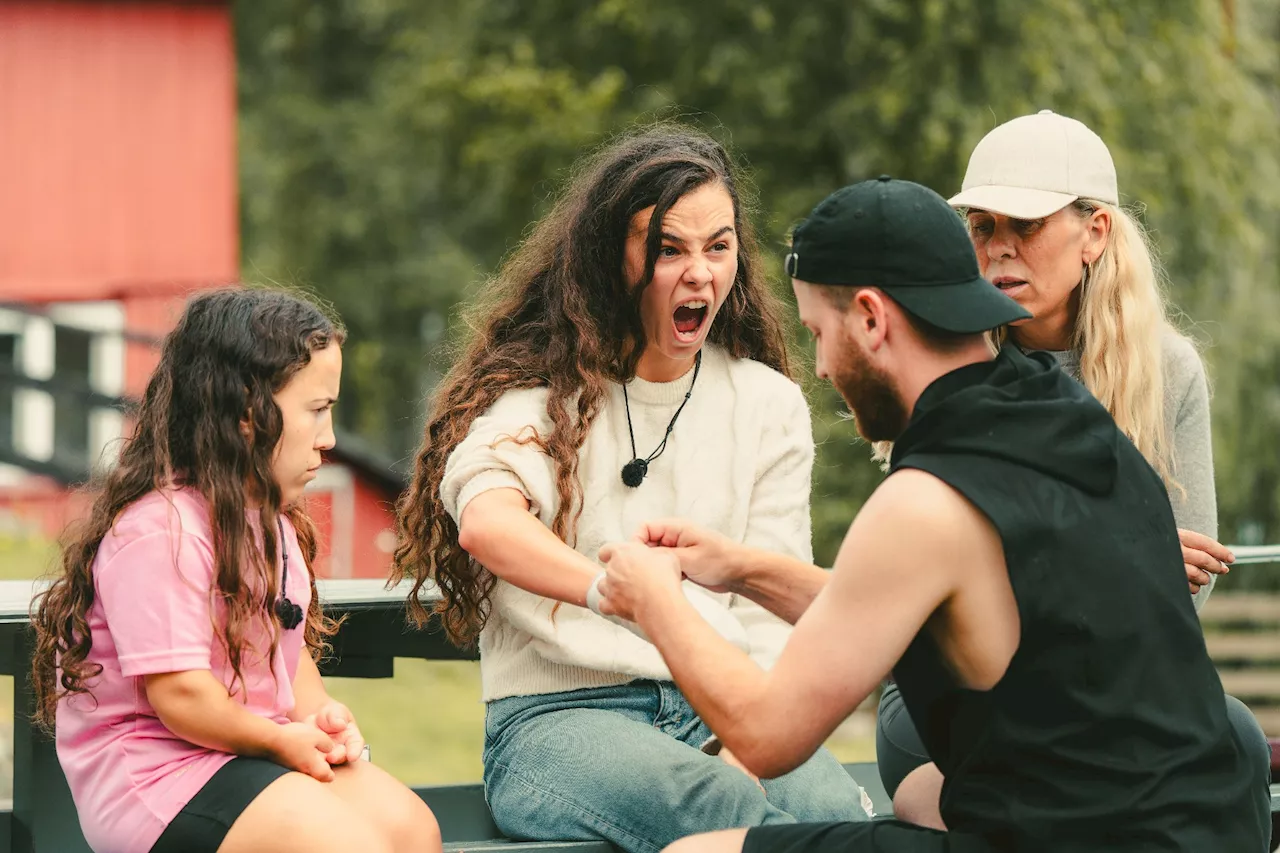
[31,288,441,853]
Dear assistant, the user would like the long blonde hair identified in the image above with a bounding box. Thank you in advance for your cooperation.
[994,200,1186,495]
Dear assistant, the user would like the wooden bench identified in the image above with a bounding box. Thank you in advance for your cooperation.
[0,580,894,852]
[1199,585,1280,772]
[1203,602,1280,740]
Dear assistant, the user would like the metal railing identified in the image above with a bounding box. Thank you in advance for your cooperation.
[1227,545,1280,566]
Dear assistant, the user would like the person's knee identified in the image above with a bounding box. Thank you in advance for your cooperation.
[383,795,442,853]
[789,781,867,823]
[763,749,870,822]
[676,763,778,827]
[303,821,396,853]
[663,828,748,853]
[664,835,703,853]
[330,761,443,853]
[876,684,929,799]
[892,763,946,831]
[665,829,706,850]
[1225,694,1272,784]
[221,773,395,853]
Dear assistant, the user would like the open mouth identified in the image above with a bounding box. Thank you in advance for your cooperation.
[992,277,1027,293]
[673,300,709,342]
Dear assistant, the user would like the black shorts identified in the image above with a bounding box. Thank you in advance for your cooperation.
[743,820,995,853]
[149,757,292,853]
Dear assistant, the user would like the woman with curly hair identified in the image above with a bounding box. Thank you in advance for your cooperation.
[394,124,871,852]
[33,287,440,853]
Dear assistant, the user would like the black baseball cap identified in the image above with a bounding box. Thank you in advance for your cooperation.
[784,176,1032,334]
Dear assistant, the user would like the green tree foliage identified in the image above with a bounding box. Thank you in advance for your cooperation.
[236,0,1280,567]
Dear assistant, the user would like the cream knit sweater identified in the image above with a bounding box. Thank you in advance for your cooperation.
[441,344,815,702]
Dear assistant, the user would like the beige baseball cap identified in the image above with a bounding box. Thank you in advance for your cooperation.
[948,110,1118,219]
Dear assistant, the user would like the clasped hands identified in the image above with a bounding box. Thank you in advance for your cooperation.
[596,520,764,786]
[595,519,739,626]
[276,700,366,783]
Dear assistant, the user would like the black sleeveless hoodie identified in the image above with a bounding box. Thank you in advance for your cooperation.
[888,346,1262,852]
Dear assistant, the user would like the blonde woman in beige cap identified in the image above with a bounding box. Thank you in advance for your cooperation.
[954,109,1227,604]
[876,110,1272,841]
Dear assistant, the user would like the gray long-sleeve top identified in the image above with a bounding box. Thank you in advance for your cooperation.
[1047,328,1218,610]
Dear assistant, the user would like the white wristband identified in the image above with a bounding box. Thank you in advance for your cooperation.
[586,570,653,644]
[586,571,607,615]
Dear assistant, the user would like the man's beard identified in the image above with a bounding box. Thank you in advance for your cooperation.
[830,340,911,442]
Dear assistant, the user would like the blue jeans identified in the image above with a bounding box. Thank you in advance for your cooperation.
[484,680,872,853]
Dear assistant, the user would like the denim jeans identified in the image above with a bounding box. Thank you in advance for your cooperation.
[483,680,873,853]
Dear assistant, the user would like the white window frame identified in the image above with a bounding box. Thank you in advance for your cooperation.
[0,301,126,484]
[50,302,126,476]
[0,308,25,485]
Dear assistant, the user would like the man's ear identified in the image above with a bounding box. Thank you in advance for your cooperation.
[850,288,891,350]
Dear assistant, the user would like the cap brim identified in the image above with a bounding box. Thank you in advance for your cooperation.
[883,276,1033,334]
[947,185,1077,220]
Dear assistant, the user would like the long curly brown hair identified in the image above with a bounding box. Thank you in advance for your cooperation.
[32,286,345,732]
[393,123,795,646]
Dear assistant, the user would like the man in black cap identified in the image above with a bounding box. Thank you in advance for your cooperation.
[595,177,1265,852]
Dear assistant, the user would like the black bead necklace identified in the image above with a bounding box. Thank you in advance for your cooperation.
[621,351,702,488]
[274,517,304,630]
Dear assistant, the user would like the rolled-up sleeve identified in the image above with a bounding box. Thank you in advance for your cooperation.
[441,387,561,526]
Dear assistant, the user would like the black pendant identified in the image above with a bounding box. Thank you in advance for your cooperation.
[621,458,648,488]
[275,596,304,630]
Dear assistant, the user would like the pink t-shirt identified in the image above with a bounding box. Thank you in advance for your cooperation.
[56,489,313,853]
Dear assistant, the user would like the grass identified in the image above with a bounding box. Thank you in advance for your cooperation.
[325,660,487,783]
[0,532,875,787]
[0,533,57,580]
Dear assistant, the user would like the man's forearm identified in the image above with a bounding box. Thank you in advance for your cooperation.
[729,548,830,625]
[637,590,781,771]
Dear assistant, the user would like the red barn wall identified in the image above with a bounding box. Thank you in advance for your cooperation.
[0,0,238,303]
[352,476,398,580]
[0,2,401,586]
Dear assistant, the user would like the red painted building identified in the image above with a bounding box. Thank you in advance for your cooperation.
[0,0,401,579]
